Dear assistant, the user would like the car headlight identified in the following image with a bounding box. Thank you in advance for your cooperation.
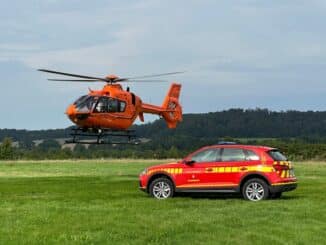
[140,168,148,175]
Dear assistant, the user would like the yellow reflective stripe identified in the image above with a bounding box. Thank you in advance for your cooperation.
[231,167,239,172]
[149,168,184,175]
[203,165,274,173]
[272,181,297,186]
[177,183,238,188]
[246,166,274,172]
[225,167,231,172]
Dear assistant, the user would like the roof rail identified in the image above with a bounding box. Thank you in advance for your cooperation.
[216,141,238,145]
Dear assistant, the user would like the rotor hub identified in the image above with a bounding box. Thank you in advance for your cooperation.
[105,74,119,81]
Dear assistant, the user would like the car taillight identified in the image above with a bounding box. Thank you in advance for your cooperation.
[273,164,289,172]
[273,161,293,178]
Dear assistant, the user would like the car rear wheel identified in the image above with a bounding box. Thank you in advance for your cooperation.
[149,177,174,199]
[242,178,269,201]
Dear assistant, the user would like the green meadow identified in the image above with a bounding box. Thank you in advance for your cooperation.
[0,160,325,244]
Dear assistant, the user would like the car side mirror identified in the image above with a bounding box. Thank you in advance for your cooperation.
[183,159,195,165]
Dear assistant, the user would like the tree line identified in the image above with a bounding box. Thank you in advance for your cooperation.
[1,108,326,160]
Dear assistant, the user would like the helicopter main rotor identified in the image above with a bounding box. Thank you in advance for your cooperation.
[38,69,185,84]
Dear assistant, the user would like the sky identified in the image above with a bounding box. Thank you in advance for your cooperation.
[1,0,326,129]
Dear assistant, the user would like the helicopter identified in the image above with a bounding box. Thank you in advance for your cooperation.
[38,69,183,144]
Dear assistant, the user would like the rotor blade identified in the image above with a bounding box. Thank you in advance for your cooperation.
[116,71,185,81]
[117,79,167,83]
[48,79,100,82]
[38,69,108,81]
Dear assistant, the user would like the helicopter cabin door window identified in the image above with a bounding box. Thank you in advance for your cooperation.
[108,98,119,112]
[94,97,108,113]
[119,101,126,112]
[94,97,126,113]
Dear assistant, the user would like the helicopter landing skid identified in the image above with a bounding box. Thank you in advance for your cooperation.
[65,127,140,145]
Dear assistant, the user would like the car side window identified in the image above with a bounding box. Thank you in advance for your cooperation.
[245,150,260,161]
[221,148,246,162]
[191,149,220,163]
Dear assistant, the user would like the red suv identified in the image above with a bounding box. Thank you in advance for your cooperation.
[139,143,297,201]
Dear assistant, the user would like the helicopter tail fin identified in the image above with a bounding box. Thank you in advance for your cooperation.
[161,83,183,128]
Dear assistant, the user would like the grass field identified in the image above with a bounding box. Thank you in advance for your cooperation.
[0,160,325,244]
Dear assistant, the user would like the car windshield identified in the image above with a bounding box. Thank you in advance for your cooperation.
[268,150,287,161]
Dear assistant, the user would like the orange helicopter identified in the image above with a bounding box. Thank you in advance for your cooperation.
[38,69,183,144]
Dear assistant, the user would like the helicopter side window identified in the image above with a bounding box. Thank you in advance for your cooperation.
[119,101,126,112]
[108,98,119,112]
[94,97,108,113]
[93,97,125,113]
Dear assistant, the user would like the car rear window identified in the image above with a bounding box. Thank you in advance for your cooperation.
[268,150,287,161]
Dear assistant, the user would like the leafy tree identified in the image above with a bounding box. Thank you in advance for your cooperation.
[0,137,14,160]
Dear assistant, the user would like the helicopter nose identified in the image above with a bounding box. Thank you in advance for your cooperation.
[66,104,79,123]
[66,104,89,122]
[66,104,77,117]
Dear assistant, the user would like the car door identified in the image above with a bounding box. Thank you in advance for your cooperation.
[207,147,248,187]
[178,148,220,189]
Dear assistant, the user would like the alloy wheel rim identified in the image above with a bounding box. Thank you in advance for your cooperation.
[246,182,264,201]
[153,181,171,199]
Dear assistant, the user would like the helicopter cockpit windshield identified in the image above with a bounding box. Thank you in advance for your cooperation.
[74,95,99,113]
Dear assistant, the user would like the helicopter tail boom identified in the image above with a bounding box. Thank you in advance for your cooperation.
[141,83,182,128]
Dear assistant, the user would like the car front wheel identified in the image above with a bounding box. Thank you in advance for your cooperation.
[242,178,269,201]
[149,177,174,199]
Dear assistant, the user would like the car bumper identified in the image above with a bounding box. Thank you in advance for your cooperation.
[139,178,147,192]
[269,181,297,193]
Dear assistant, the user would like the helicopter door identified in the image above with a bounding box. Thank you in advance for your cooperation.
[94,97,108,113]
[131,93,136,105]
[94,97,124,113]
[108,98,119,112]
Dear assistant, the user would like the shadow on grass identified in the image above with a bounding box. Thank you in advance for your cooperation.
[175,192,242,200]
[271,195,303,200]
[173,192,302,200]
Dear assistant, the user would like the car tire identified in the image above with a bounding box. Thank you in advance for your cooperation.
[270,192,282,199]
[242,178,269,201]
[149,177,174,199]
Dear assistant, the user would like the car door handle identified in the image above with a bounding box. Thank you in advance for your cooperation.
[206,168,213,172]
[240,167,248,171]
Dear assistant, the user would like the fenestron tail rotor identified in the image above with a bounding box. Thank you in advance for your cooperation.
[38,69,185,84]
